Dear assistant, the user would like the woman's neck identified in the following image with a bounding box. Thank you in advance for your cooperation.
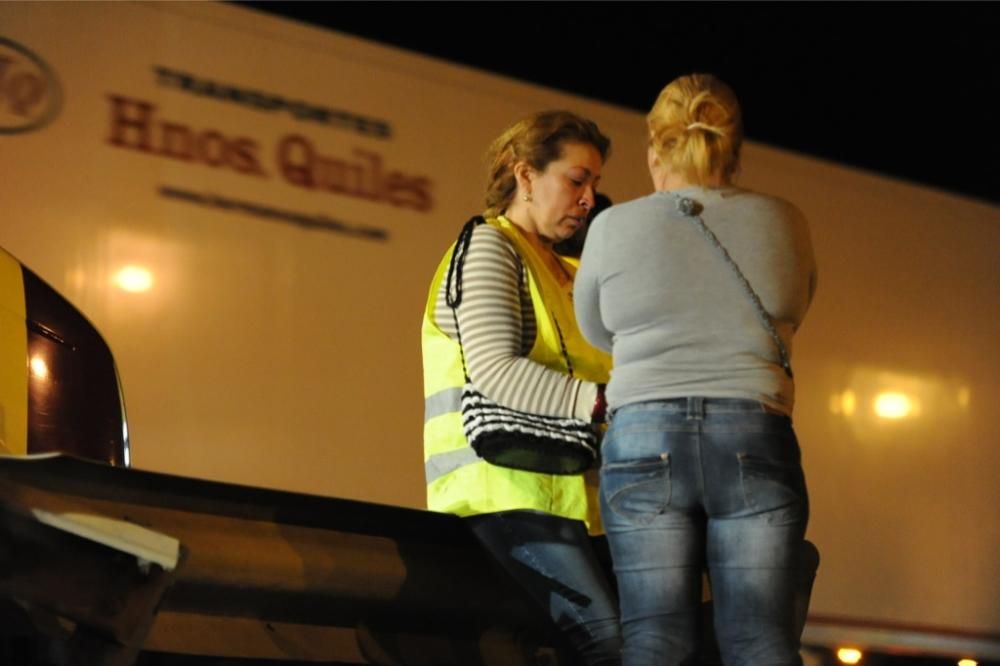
[654,170,727,193]
[500,211,553,248]
[499,213,571,283]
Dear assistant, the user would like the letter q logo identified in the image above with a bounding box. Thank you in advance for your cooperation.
[0,37,62,134]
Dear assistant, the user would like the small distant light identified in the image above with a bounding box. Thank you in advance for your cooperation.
[114,266,154,293]
[873,392,914,419]
[957,387,971,409]
[837,647,863,664]
[830,392,853,415]
[958,659,978,666]
[67,268,87,290]
[29,355,49,380]
[841,390,857,416]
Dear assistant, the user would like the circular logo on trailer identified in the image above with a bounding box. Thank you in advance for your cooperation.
[0,36,63,134]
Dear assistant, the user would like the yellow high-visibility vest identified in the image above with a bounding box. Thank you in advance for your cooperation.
[421,217,611,534]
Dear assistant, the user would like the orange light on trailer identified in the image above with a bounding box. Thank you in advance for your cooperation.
[957,387,971,409]
[29,355,49,380]
[113,265,154,293]
[829,390,857,416]
[873,391,917,419]
[837,647,863,664]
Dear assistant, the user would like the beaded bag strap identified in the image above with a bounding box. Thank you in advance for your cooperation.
[674,196,793,379]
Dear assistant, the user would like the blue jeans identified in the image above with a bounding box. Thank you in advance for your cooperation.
[467,510,623,665]
[600,398,808,666]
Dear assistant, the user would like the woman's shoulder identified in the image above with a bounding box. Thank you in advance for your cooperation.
[467,218,522,262]
[724,188,806,222]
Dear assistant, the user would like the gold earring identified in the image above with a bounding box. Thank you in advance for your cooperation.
[523,194,532,202]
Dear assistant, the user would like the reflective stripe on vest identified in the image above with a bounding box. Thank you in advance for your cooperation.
[424,386,483,482]
[425,446,481,484]
[424,386,462,423]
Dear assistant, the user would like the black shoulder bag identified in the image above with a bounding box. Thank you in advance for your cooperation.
[445,216,598,475]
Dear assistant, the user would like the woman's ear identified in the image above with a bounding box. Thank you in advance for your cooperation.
[647,144,662,189]
[647,144,660,172]
[513,161,535,198]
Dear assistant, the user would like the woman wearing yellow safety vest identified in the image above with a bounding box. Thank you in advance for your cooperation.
[421,111,622,665]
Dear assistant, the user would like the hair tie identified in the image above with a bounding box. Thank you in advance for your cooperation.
[686,122,722,135]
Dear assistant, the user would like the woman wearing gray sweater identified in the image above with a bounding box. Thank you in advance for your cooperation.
[575,74,817,665]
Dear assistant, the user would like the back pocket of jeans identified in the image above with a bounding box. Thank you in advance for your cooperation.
[601,455,671,525]
[738,453,806,514]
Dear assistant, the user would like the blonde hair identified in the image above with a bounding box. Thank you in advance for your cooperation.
[647,73,743,185]
[484,110,611,218]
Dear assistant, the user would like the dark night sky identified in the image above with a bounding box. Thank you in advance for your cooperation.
[239,2,997,205]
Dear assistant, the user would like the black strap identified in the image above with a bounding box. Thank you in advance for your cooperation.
[675,195,794,379]
[445,216,485,310]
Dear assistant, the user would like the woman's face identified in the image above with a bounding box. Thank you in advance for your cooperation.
[520,142,603,242]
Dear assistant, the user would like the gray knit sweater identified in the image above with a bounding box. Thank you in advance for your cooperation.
[574,186,817,415]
